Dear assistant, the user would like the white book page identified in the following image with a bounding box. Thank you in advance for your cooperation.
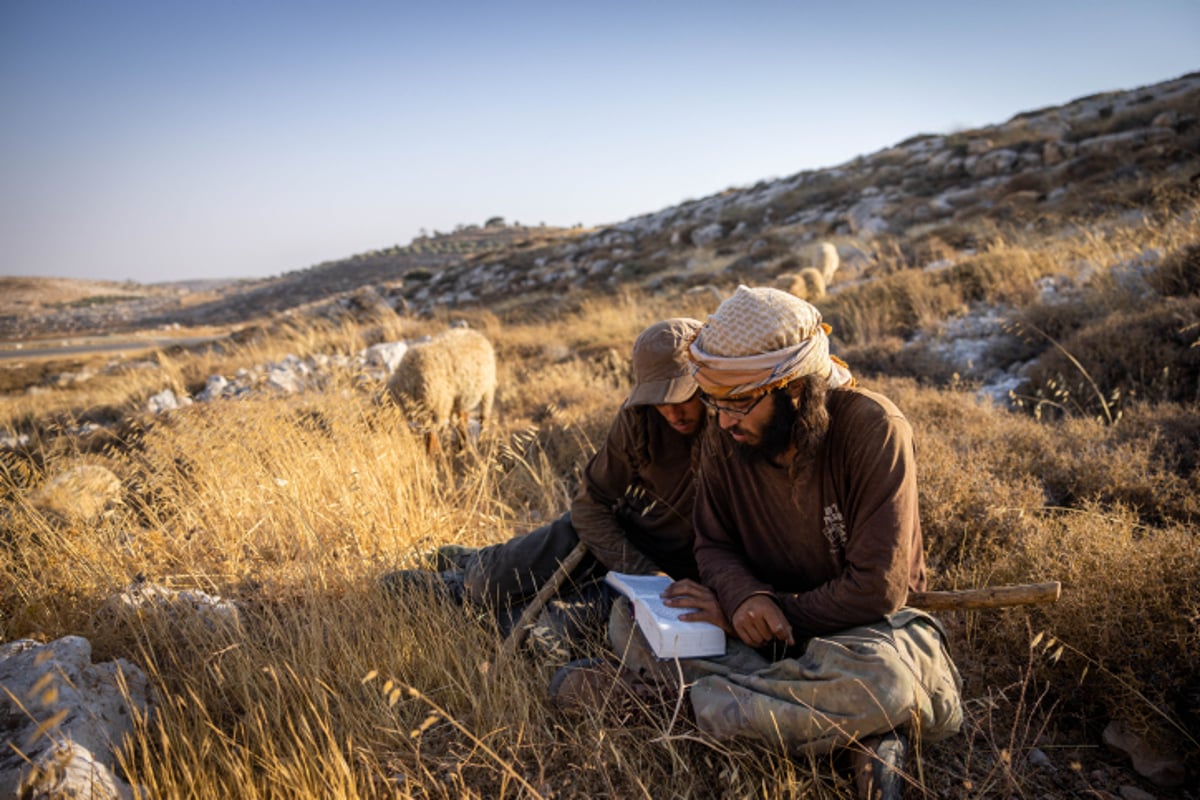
[605,572,671,599]
[636,593,695,624]
[607,572,725,658]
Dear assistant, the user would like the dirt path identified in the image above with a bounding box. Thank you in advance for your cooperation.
[0,334,223,363]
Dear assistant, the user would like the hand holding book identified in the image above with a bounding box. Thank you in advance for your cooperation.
[660,578,735,633]
[663,581,793,648]
[604,573,726,659]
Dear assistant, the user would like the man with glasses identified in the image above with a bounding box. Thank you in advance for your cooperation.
[697,390,768,419]
[554,287,962,800]
[382,318,708,655]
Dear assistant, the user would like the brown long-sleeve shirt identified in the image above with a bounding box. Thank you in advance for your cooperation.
[570,405,701,580]
[694,386,926,638]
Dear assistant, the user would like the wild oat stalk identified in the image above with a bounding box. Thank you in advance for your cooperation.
[1017,321,1116,425]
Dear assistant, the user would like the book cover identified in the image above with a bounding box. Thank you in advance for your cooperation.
[604,572,726,659]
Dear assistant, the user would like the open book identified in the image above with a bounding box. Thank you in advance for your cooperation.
[604,572,726,659]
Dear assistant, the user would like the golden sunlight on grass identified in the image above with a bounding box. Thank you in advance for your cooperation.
[2,208,1197,796]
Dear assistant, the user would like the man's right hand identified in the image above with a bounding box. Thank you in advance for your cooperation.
[661,579,734,634]
[731,594,794,648]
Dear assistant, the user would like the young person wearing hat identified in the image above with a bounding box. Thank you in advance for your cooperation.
[382,318,708,648]
[555,288,962,800]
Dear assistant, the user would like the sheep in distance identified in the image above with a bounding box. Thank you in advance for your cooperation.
[386,328,497,454]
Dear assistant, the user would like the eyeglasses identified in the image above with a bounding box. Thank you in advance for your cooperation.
[699,392,767,419]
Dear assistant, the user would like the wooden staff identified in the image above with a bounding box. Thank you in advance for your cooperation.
[909,581,1061,610]
[500,541,1061,656]
[500,540,590,661]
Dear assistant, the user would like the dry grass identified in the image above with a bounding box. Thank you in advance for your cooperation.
[887,378,1200,747]
[2,223,1199,796]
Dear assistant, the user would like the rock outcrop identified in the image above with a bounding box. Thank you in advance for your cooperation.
[0,636,151,800]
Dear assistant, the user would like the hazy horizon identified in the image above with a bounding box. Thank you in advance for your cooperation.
[2,1,1197,285]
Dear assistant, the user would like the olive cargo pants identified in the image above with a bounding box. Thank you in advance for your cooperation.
[609,598,963,755]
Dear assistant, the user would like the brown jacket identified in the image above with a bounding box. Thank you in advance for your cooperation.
[694,386,926,638]
[571,405,701,580]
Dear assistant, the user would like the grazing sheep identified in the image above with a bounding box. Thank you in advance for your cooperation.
[815,241,840,283]
[775,267,827,301]
[684,283,725,307]
[386,328,496,454]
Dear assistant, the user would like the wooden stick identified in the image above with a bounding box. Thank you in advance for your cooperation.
[499,540,590,661]
[909,581,1061,611]
[499,537,1060,660]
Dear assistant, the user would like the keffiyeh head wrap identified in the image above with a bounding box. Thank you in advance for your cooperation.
[689,285,854,399]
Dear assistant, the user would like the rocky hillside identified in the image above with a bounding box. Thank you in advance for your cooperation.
[5,71,1198,338]
[400,71,1197,316]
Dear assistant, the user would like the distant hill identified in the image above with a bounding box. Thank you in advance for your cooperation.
[5,71,1197,339]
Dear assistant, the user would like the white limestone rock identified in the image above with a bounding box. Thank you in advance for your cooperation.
[360,341,409,375]
[690,223,725,247]
[196,374,231,401]
[0,636,150,800]
[107,582,243,630]
[147,388,192,414]
[1103,719,1186,788]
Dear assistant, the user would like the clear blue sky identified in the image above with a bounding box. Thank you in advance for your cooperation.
[2,1,1196,284]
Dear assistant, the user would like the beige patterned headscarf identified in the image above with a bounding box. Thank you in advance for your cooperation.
[689,285,854,399]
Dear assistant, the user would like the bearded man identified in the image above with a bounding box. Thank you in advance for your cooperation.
[554,287,963,800]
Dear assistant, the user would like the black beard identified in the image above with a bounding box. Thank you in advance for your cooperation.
[734,393,795,466]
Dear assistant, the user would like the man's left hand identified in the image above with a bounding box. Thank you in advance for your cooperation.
[731,595,794,648]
